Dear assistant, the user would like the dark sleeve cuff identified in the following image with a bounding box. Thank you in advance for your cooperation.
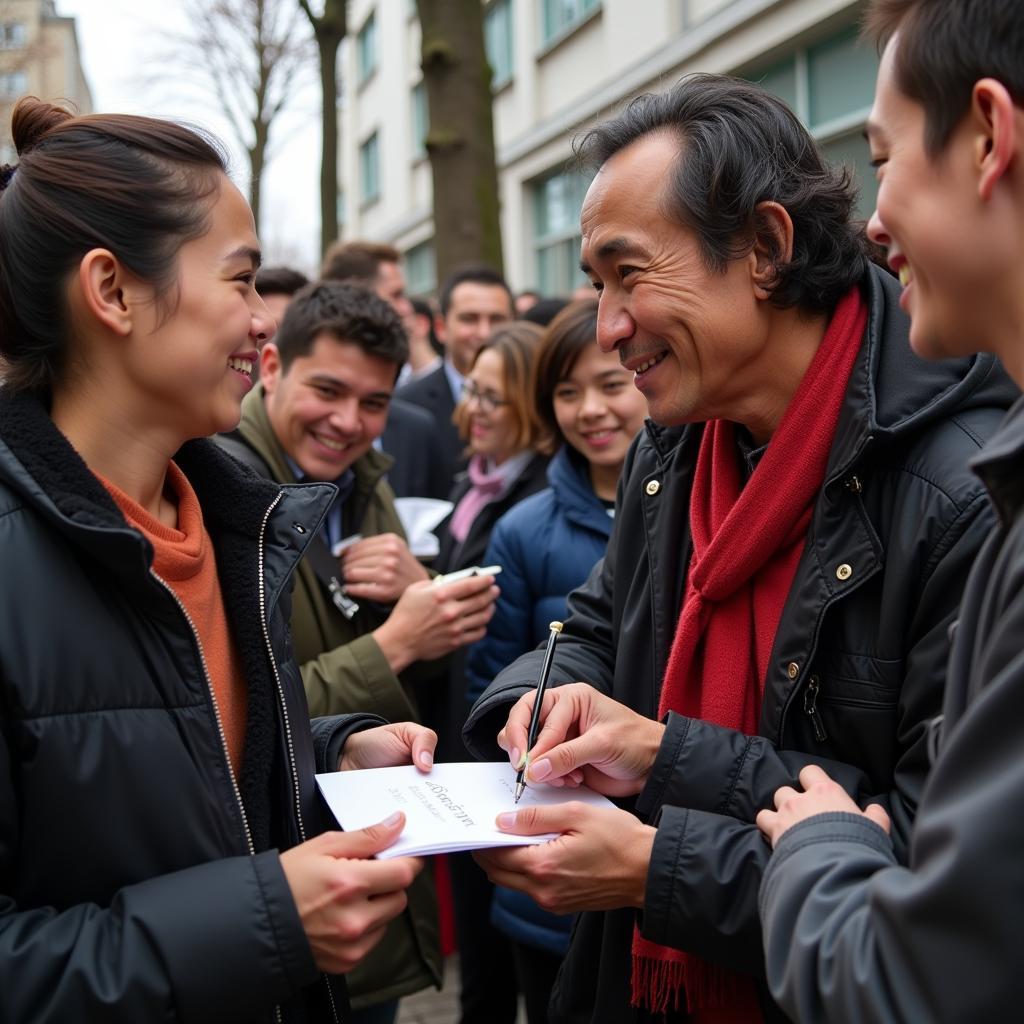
[639,805,688,945]
[310,713,387,773]
[635,712,691,822]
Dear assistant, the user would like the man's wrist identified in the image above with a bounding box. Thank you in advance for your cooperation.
[372,621,413,675]
[639,719,667,780]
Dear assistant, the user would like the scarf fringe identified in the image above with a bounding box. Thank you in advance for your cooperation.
[630,952,739,1015]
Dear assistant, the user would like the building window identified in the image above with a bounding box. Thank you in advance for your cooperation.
[541,0,600,46]
[405,240,436,295]
[356,11,378,85]
[0,70,27,99]
[359,131,380,205]
[411,81,428,160]
[0,23,26,48]
[749,25,880,219]
[532,167,591,295]
[485,0,514,89]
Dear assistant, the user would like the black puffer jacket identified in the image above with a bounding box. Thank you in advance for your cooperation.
[463,266,1017,1023]
[0,389,380,1023]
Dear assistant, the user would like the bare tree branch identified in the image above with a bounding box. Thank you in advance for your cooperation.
[149,0,314,231]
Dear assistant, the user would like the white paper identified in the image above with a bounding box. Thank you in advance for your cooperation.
[393,497,454,558]
[316,761,615,859]
[330,533,363,558]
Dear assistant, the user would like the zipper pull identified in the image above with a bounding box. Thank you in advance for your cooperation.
[803,674,828,742]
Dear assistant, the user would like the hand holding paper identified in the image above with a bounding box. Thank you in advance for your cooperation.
[317,761,616,859]
[279,820,422,974]
[339,722,437,773]
[474,798,656,914]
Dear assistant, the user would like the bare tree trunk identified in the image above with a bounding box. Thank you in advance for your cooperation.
[298,0,347,257]
[415,0,503,275]
[249,120,269,229]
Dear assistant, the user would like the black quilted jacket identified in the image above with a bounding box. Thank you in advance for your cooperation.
[0,389,380,1023]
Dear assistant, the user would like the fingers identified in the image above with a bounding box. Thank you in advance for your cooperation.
[772,785,800,810]
[797,763,833,789]
[502,692,539,769]
[316,814,406,860]
[432,572,498,599]
[863,803,891,834]
[407,725,437,772]
[496,801,578,836]
[755,808,779,846]
[527,731,604,784]
[340,533,405,563]
[525,699,585,778]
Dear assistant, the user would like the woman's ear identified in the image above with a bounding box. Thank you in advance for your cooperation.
[750,201,795,300]
[76,248,133,336]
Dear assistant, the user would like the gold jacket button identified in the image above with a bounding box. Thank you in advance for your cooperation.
[836,563,853,581]
[787,661,799,679]
[645,480,661,496]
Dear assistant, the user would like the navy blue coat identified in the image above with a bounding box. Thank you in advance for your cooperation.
[467,446,616,956]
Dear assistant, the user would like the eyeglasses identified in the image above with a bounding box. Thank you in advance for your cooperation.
[461,379,509,414]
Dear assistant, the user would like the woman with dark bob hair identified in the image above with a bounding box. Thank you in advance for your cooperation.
[0,98,435,1022]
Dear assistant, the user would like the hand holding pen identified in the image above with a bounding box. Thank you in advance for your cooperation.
[514,621,563,803]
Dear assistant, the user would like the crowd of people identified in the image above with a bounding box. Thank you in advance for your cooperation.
[0,0,1022,1021]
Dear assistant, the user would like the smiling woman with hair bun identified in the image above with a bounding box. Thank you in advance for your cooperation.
[0,97,436,1022]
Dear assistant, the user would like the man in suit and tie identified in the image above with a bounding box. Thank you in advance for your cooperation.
[396,265,515,495]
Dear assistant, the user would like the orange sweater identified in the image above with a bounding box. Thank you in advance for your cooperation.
[101,462,248,775]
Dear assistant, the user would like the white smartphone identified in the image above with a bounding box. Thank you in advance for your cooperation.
[432,565,503,585]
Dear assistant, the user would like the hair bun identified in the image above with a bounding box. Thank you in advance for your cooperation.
[11,97,73,156]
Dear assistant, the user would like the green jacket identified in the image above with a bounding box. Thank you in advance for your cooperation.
[222,385,442,1008]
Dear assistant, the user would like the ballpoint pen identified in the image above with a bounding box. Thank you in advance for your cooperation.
[514,620,563,803]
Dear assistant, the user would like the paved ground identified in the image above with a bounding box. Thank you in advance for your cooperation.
[395,957,460,1024]
[396,957,528,1024]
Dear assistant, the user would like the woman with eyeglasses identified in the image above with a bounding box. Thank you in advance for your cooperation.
[462,298,647,1023]
[427,321,550,1024]
[436,321,551,589]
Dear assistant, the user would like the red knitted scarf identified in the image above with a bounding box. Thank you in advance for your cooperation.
[630,288,866,1021]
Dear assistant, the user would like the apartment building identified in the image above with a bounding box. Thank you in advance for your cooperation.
[340,0,877,296]
[0,0,92,164]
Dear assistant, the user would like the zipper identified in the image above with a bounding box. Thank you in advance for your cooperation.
[257,494,341,1024]
[150,571,255,856]
[257,492,307,843]
[803,674,828,742]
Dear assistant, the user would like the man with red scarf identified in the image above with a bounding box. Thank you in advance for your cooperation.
[462,74,1016,1023]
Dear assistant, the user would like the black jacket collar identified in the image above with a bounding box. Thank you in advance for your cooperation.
[970,393,1024,523]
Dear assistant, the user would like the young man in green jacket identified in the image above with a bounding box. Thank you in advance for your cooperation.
[220,281,499,1021]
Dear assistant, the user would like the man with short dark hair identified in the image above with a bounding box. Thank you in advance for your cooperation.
[396,264,514,491]
[463,74,1015,1023]
[217,281,499,1021]
[320,240,448,499]
[753,3,1024,1020]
